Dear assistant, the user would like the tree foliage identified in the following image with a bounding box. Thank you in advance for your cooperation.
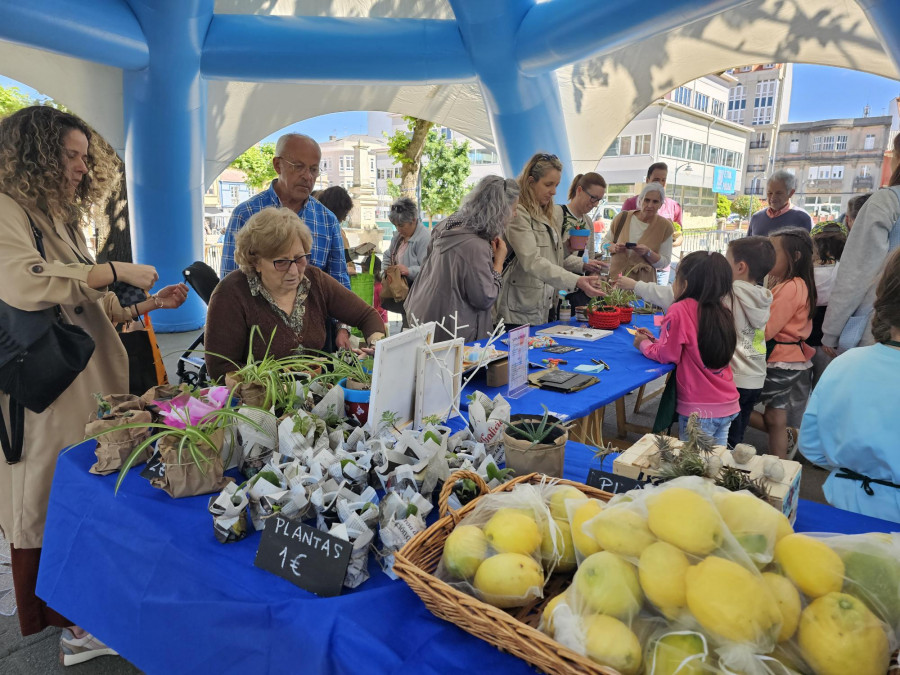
[420,129,470,221]
[716,193,732,219]
[384,117,433,202]
[731,195,763,217]
[0,86,32,118]
[230,142,276,191]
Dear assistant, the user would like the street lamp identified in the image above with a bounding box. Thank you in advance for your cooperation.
[672,163,693,206]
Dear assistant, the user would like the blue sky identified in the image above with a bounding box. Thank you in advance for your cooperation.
[4,64,899,142]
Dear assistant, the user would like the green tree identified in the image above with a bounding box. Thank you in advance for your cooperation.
[0,85,31,118]
[230,142,276,191]
[716,193,732,219]
[420,130,470,222]
[731,195,762,219]
[384,116,434,202]
[386,180,400,201]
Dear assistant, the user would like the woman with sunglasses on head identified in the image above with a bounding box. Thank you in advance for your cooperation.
[496,153,606,328]
[204,207,385,382]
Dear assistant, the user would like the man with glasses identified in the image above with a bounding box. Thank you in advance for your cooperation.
[220,133,352,348]
[220,133,349,289]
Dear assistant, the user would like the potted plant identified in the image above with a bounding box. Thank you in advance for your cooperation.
[586,294,620,330]
[567,227,591,251]
[314,350,374,424]
[502,405,569,478]
[608,286,638,323]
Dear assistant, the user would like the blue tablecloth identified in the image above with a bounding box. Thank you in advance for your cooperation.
[38,441,897,675]
[462,315,672,420]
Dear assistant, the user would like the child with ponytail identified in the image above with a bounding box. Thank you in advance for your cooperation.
[633,251,740,444]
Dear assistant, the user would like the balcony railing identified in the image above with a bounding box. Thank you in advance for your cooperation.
[853,176,875,190]
[746,164,766,172]
[749,140,770,149]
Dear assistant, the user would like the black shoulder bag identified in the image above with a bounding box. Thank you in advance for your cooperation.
[0,216,96,464]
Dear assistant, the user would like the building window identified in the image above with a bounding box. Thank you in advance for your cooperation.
[762,63,776,69]
[635,134,651,154]
[832,165,844,179]
[812,136,822,152]
[752,79,777,125]
[727,85,746,123]
[370,157,375,173]
[864,134,876,150]
[707,146,722,165]
[808,167,817,181]
[817,166,831,180]
[711,100,725,117]
[377,169,384,180]
[689,141,705,162]
[789,139,799,153]
[835,135,848,151]
[673,86,692,106]
[694,92,709,113]
[603,138,619,157]
[230,185,240,203]
[860,165,871,177]
[339,156,344,171]
[821,135,835,152]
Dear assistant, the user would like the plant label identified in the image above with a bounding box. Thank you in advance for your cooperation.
[507,324,532,399]
[585,469,655,495]
[254,516,351,597]
[139,450,166,481]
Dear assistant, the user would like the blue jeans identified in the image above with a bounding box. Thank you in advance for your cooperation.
[678,413,739,446]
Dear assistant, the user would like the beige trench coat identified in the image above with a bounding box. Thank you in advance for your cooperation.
[496,203,580,326]
[0,193,129,548]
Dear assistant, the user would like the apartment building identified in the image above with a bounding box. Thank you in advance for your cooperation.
[773,114,893,216]
[724,63,793,195]
[595,74,750,217]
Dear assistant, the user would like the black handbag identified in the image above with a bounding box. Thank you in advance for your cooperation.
[118,328,160,396]
[0,215,95,463]
[110,280,147,307]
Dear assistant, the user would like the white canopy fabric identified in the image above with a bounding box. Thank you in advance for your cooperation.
[0,0,895,184]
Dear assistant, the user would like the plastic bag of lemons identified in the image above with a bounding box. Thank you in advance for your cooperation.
[537,476,898,675]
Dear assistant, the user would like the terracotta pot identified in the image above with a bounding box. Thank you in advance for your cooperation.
[567,229,590,251]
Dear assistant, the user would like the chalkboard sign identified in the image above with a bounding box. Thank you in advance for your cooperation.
[585,469,655,494]
[139,450,165,480]
[254,516,352,597]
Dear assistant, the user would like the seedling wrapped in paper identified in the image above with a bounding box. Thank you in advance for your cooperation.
[85,393,152,475]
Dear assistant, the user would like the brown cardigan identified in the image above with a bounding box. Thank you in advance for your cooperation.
[205,267,385,381]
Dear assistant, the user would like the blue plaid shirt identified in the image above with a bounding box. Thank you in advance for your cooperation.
[220,181,350,289]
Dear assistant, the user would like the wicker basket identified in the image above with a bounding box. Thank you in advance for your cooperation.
[393,470,616,675]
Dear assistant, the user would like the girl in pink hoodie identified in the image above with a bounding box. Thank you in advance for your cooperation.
[634,251,740,444]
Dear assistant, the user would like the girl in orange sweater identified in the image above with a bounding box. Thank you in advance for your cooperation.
[750,228,817,458]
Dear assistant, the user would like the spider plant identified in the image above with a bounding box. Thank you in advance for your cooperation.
[310,349,374,389]
[503,405,568,447]
[83,407,264,494]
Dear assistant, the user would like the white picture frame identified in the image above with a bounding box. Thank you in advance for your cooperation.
[366,323,436,431]
[414,338,464,427]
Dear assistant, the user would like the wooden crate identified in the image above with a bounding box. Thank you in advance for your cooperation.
[613,434,802,524]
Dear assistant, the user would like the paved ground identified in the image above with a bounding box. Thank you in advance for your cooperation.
[0,328,828,674]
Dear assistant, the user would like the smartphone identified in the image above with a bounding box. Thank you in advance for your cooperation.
[625,242,637,249]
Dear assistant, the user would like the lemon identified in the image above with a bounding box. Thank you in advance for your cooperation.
[762,572,801,642]
[540,518,576,572]
[540,592,566,635]
[547,485,587,519]
[569,499,603,558]
[646,632,707,675]
[443,525,488,579]
[685,556,780,646]
[713,491,792,564]
[588,506,656,557]
[639,541,690,616]
[582,614,642,675]
[774,534,844,598]
[473,553,544,608]
[482,508,541,555]
[647,487,723,555]
[572,551,643,620]
[798,592,890,675]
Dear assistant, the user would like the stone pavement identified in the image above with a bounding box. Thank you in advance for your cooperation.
[0,329,828,674]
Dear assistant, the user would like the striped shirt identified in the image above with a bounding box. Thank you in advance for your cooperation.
[220,181,350,289]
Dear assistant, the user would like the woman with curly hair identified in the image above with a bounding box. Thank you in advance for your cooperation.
[0,106,187,663]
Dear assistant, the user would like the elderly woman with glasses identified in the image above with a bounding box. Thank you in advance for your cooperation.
[381,197,431,323]
[204,207,385,381]
[496,152,606,328]
[603,181,674,284]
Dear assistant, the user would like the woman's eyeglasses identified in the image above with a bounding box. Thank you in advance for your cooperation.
[583,189,603,204]
[272,254,311,271]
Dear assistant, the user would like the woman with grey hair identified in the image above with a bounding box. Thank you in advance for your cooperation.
[404,176,519,341]
[603,181,674,283]
[382,196,431,322]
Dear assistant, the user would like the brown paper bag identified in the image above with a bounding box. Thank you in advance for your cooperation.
[140,384,183,406]
[384,265,410,302]
[224,372,268,408]
[502,422,568,478]
[86,410,154,475]
[101,393,146,415]
[150,428,232,498]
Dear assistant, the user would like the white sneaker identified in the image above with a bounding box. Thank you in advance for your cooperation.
[59,628,118,666]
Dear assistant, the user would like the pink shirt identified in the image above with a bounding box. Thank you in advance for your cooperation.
[621,196,683,226]
[766,200,793,219]
[640,298,739,418]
